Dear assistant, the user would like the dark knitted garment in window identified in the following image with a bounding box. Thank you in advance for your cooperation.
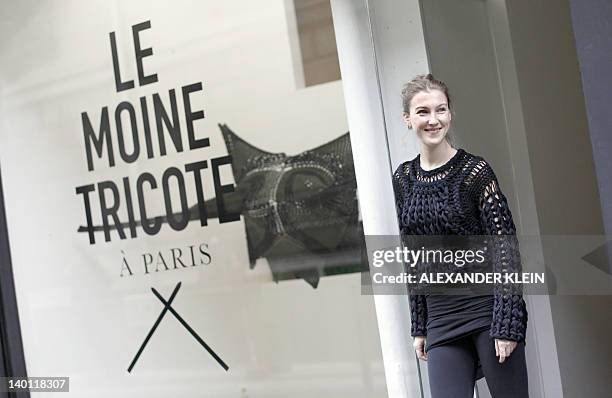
[392,148,528,347]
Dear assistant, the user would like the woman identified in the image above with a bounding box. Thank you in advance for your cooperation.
[392,74,529,398]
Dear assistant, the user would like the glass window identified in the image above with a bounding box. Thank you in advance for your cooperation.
[0,2,386,396]
[287,0,341,88]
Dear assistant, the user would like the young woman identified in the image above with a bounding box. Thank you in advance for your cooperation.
[392,74,529,398]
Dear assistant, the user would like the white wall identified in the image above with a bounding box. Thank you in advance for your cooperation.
[504,1,612,397]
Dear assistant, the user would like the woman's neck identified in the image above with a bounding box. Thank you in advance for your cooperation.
[419,142,457,171]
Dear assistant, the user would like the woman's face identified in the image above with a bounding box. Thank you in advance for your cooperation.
[404,89,451,148]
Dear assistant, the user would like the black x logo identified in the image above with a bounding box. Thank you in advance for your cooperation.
[127,282,229,372]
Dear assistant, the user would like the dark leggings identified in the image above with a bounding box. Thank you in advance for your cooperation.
[426,329,528,398]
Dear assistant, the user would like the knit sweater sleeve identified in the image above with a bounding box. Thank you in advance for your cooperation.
[393,163,428,337]
[471,159,528,342]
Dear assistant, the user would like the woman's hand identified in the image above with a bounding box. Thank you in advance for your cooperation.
[494,339,517,363]
[413,336,427,361]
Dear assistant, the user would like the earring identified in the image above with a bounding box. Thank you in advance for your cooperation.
[407,123,412,129]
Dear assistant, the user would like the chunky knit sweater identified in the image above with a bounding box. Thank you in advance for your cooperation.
[393,148,528,343]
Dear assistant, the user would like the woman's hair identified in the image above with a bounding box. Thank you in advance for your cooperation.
[401,73,455,147]
[401,73,451,114]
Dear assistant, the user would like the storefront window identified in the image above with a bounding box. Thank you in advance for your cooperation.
[0,2,386,396]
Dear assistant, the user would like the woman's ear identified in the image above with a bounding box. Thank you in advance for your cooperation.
[403,112,412,129]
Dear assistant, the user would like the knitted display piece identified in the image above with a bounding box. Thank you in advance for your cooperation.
[217,124,366,288]
[392,148,528,342]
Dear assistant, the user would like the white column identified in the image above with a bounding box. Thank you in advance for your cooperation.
[330,1,429,397]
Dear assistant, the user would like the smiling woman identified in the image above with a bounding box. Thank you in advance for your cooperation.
[393,74,529,398]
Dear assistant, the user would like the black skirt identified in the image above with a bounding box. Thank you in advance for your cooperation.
[424,294,494,352]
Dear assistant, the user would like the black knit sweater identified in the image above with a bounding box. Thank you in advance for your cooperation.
[393,148,528,342]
